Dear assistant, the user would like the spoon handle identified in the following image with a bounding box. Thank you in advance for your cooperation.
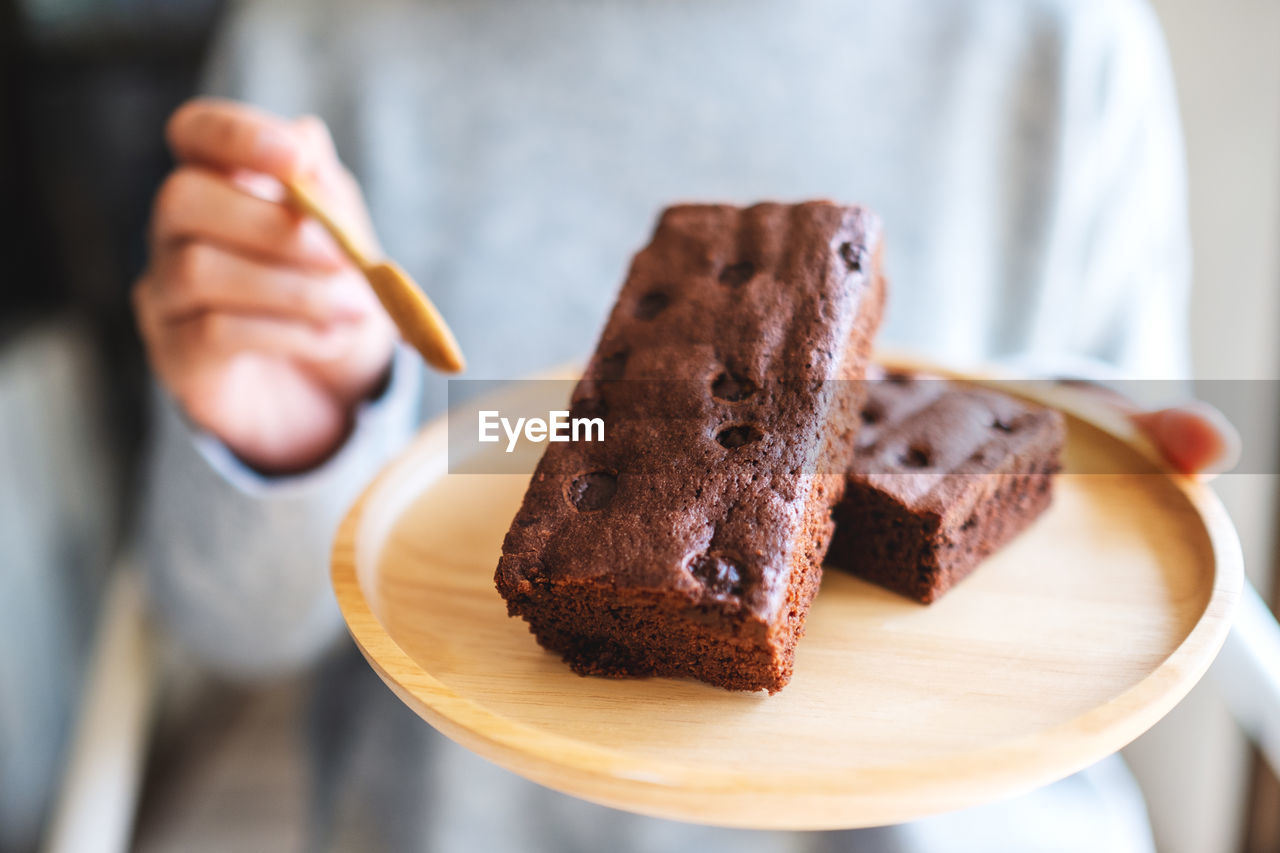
[284,178,466,374]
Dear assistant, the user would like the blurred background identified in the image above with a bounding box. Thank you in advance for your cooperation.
[1121,5,1280,853]
[0,0,1276,851]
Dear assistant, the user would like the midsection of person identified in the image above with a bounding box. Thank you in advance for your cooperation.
[126,2,1185,849]
[222,0,1105,391]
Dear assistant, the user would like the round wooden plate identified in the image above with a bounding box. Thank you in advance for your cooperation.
[331,361,1242,830]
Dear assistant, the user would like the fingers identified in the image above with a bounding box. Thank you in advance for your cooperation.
[289,114,380,253]
[1057,378,1244,478]
[166,99,350,188]
[144,243,374,326]
[167,97,315,181]
[151,167,345,269]
[158,312,353,367]
[136,99,397,467]
[1130,403,1242,477]
[160,98,380,262]
[133,270,354,415]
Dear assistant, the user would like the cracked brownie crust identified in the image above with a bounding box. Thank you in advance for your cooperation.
[827,373,1065,603]
[495,201,886,692]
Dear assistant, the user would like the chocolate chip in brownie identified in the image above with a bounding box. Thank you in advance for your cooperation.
[635,290,671,320]
[687,552,745,598]
[711,371,757,403]
[718,261,755,287]
[838,241,866,273]
[716,424,764,449]
[567,471,618,512]
[900,446,932,468]
[599,348,629,381]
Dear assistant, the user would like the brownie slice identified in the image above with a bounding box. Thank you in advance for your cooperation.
[495,202,886,693]
[827,372,1065,603]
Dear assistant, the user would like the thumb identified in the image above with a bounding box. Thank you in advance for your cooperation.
[168,97,314,181]
[1130,403,1241,477]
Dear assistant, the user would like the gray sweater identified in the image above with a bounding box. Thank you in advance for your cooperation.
[137,0,1185,849]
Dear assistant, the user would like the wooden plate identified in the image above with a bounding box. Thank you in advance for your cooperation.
[331,361,1242,830]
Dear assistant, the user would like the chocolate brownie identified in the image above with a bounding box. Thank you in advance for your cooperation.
[495,202,886,693]
[827,371,1065,603]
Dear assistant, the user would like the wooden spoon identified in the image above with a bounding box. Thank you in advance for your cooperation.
[284,179,466,374]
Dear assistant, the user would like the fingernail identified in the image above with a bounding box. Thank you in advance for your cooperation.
[1134,405,1242,477]
[1194,403,1243,476]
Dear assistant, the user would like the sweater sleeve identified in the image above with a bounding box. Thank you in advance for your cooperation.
[137,2,428,679]
[139,346,421,678]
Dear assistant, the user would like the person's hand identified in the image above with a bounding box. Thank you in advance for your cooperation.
[1131,404,1241,478]
[1056,380,1240,477]
[134,98,396,474]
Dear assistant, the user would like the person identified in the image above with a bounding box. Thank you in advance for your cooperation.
[129,0,1237,849]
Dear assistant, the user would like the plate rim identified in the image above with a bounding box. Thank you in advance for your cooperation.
[330,356,1244,829]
